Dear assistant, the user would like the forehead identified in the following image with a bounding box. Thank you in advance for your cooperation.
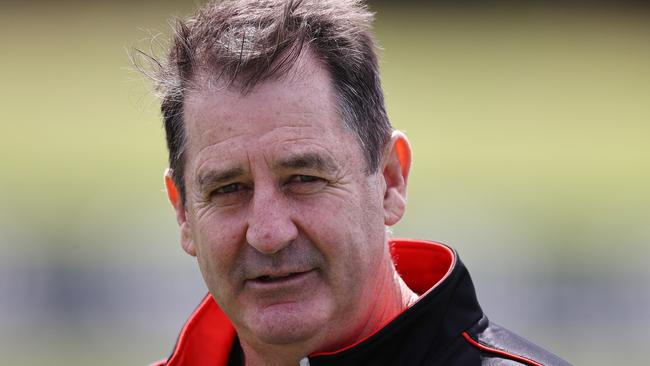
[181,52,360,174]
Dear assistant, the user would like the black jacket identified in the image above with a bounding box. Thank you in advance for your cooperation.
[153,239,571,366]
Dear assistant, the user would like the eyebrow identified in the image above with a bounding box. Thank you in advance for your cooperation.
[197,167,245,192]
[196,153,337,192]
[275,152,338,174]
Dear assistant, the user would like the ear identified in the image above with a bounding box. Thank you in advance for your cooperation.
[164,168,196,257]
[382,131,412,226]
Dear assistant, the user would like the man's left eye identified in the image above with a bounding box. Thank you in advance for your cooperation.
[291,175,320,183]
[286,175,327,194]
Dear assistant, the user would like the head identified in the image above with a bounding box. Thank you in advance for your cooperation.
[142,0,413,359]
[152,0,392,205]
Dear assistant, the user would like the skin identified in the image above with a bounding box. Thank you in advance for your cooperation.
[165,52,415,366]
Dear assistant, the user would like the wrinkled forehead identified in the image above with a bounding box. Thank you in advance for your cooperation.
[181,50,361,164]
[184,52,336,129]
[182,48,360,147]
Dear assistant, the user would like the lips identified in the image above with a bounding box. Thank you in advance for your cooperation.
[247,269,315,287]
[256,273,298,282]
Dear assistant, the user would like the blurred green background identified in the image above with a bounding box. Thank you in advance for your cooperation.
[1,1,648,365]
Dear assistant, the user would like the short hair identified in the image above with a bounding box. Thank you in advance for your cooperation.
[137,0,392,204]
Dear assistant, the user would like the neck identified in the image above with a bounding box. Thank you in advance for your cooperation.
[342,265,418,348]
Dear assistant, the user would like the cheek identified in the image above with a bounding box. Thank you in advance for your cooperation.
[194,218,240,253]
[191,211,247,283]
[295,193,384,269]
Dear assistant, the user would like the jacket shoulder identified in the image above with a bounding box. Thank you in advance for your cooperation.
[464,316,572,366]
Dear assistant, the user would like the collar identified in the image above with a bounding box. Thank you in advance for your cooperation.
[157,239,482,366]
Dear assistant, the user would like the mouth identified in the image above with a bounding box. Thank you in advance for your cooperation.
[256,273,297,282]
[248,270,315,287]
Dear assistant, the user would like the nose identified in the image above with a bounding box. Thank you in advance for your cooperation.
[245,185,298,254]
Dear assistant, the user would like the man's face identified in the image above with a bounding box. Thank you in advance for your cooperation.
[178,55,393,350]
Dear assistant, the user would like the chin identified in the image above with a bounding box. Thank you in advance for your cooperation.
[247,302,328,345]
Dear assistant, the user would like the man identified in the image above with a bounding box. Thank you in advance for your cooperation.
[145,0,570,365]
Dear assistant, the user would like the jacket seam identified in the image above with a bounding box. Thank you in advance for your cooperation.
[461,331,544,366]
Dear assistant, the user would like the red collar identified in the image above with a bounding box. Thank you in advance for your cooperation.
[155,239,455,366]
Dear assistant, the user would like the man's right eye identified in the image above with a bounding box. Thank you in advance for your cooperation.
[209,183,249,207]
[214,183,242,195]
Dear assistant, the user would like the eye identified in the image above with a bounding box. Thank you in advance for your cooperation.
[215,183,242,195]
[210,183,249,207]
[290,175,321,183]
[286,175,327,194]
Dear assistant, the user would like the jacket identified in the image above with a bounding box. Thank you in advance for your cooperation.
[152,239,571,365]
